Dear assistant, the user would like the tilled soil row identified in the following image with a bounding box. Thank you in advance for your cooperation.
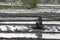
[0,38,59,40]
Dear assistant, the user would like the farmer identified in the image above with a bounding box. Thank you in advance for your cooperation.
[35,16,44,30]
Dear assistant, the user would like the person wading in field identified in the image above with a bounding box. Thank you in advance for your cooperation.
[34,16,44,30]
[31,16,44,30]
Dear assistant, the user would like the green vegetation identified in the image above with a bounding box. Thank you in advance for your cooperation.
[9,0,60,4]
[11,0,22,6]
[0,0,60,9]
[22,0,39,8]
[0,0,39,8]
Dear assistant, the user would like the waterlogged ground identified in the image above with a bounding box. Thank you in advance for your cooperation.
[0,17,60,39]
[0,7,60,39]
[0,33,38,38]
[0,9,60,13]
[0,24,60,39]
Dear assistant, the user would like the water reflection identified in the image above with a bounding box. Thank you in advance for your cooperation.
[0,25,31,32]
[43,25,60,32]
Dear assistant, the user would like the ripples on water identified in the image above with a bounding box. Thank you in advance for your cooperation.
[0,24,60,33]
[43,25,60,32]
[42,25,60,39]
